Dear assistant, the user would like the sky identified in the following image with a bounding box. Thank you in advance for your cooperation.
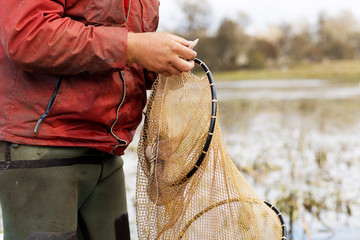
[158,0,360,34]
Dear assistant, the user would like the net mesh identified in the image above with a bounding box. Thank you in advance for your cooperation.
[136,71,283,240]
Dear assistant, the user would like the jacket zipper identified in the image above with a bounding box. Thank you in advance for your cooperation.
[33,76,63,134]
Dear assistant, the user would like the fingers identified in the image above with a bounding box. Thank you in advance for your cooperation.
[180,46,197,61]
[159,59,195,77]
[166,37,196,73]
[171,58,195,73]
[165,64,182,76]
[169,34,193,48]
[156,37,196,74]
[171,39,197,61]
[166,33,197,61]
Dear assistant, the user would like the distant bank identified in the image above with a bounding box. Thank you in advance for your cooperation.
[211,60,360,83]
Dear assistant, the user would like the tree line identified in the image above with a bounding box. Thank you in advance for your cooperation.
[170,1,360,71]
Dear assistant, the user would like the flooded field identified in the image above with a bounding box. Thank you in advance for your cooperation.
[123,79,360,240]
[1,79,359,240]
[216,80,360,240]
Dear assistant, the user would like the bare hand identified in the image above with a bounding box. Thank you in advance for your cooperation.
[126,32,197,76]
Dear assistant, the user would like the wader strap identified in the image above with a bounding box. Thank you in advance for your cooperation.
[0,156,106,169]
[5,142,11,162]
[28,231,77,240]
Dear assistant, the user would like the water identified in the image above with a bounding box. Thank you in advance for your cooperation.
[218,79,360,239]
[215,79,360,239]
[216,79,360,100]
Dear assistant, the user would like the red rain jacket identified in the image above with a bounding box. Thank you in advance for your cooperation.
[0,0,159,155]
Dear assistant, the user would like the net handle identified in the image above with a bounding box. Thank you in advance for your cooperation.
[171,58,218,186]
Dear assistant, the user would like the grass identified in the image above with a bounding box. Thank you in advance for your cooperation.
[211,60,360,83]
[218,98,360,134]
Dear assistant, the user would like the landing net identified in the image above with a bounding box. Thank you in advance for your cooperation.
[136,59,285,240]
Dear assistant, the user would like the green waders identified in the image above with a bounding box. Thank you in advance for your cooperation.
[0,142,130,240]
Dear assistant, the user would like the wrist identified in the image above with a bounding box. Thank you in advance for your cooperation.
[126,32,138,64]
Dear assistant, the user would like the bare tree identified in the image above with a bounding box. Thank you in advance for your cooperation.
[175,0,212,38]
[317,10,360,60]
[216,18,250,70]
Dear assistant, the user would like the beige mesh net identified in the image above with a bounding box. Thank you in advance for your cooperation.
[136,60,285,240]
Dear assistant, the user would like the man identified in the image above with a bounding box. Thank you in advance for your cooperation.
[0,0,196,239]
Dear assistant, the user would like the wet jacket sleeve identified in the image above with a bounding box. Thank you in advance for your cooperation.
[0,0,128,75]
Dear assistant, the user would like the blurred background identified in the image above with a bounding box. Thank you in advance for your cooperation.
[124,1,360,240]
[159,0,360,72]
[2,1,360,240]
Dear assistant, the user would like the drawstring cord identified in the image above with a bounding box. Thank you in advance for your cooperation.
[110,72,127,145]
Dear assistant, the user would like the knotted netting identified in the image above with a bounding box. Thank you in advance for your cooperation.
[136,59,285,240]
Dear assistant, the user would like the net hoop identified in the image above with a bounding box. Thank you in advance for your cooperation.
[171,58,217,186]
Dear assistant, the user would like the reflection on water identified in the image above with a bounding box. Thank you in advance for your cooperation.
[216,79,360,100]
[217,79,327,88]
